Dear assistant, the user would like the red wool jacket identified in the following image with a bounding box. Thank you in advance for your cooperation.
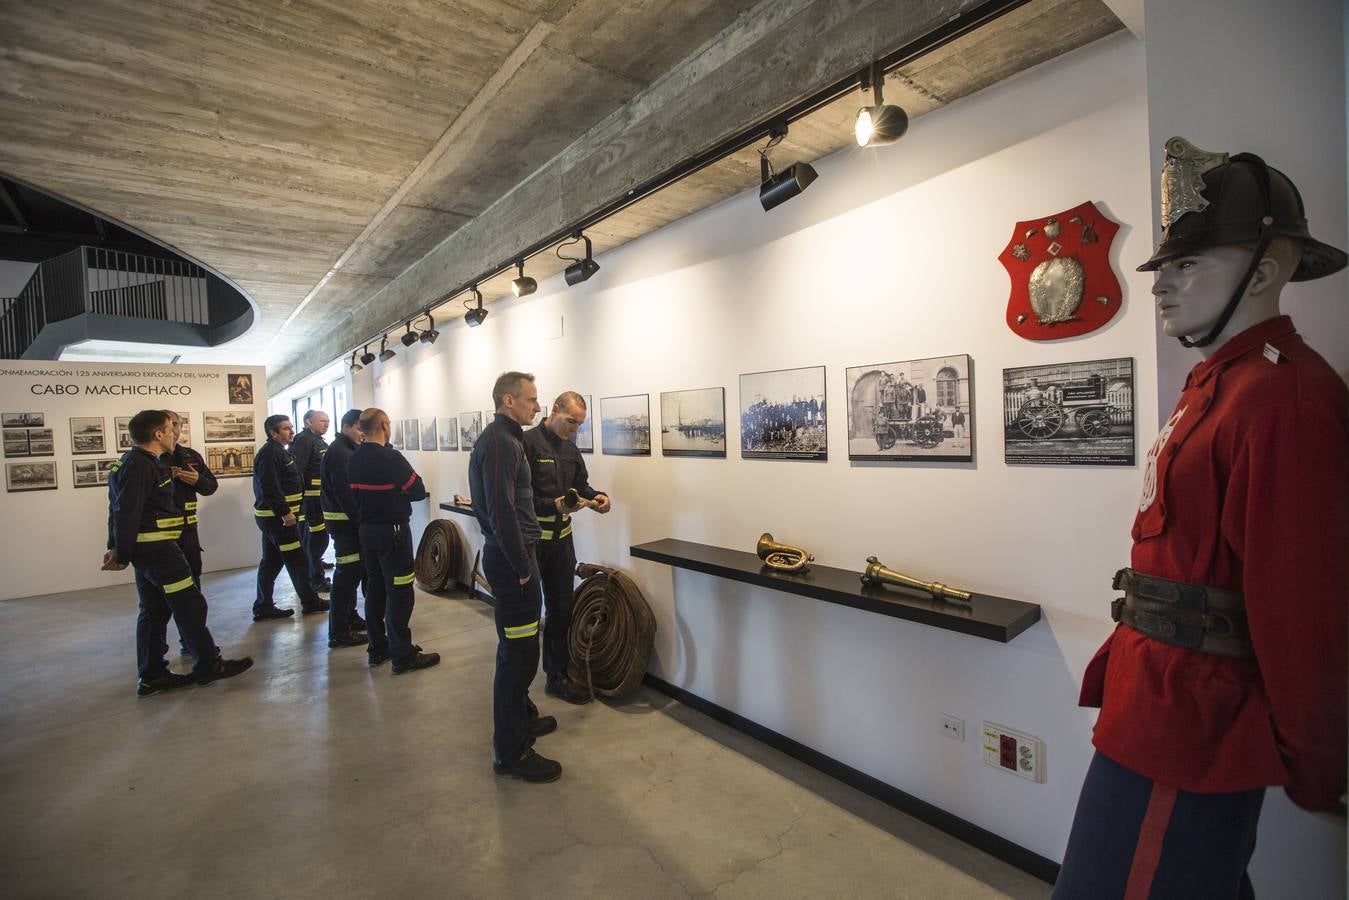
[1081,316,1349,810]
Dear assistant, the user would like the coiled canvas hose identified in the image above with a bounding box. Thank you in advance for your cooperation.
[414,518,463,592]
[567,562,657,699]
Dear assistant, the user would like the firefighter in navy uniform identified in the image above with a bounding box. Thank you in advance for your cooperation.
[320,408,368,648]
[470,372,561,784]
[346,407,439,673]
[291,409,332,594]
[164,410,219,657]
[522,391,611,705]
[103,409,252,696]
[252,414,328,621]
[1054,140,1349,898]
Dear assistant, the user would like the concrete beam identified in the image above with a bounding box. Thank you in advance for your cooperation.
[271,0,991,391]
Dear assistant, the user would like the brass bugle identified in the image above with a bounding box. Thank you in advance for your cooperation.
[757,532,814,573]
[860,556,972,602]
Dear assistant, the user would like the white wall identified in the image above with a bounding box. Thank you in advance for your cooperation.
[370,32,1154,863]
[1145,0,1349,411]
[0,361,267,600]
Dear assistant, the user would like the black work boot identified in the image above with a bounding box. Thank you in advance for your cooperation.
[545,673,592,705]
[253,606,294,622]
[493,749,562,783]
[528,715,558,738]
[196,657,254,686]
[137,671,196,697]
[328,632,366,648]
[367,646,391,667]
[301,599,330,615]
[391,650,441,674]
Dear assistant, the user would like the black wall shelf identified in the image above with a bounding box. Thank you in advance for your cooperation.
[630,538,1041,643]
[437,501,476,519]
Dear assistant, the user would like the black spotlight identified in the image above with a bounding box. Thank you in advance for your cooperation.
[359,344,375,366]
[419,313,439,345]
[463,286,487,327]
[758,126,818,212]
[511,260,537,298]
[378,335,396,362]
[400,322,419,347]
[855,62,908,147]
[349,351,362,373]
[561,232,600,285]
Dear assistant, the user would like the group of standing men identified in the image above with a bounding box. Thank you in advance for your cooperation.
[250,407,440,673]
[469,376,610,784]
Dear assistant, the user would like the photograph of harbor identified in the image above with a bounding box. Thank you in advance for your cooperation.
[660,388,726,457]
[600,394,650,456]
[572,394,593,452]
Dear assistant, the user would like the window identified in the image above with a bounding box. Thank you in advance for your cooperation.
[936,367,959,407]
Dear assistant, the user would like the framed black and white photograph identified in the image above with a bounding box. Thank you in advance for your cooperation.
[6,461,57,492]
[176,411,192,448]
[739,366,827,460]
[72,458,117,488]
[115,416,133,450]
[660,387,726,458]
[204,411,255,443]
[403,418,420,451]
[70,417,106,455]
[846,355,973,462]
[26,428,54,456]
[437,417,458,451]
[600,394,650,456]
[420,417,436,451]
[572,394,593,453]
[459,412,482,451]
[390,417,404,450]
[1003,357,1135,466]
[227,373,254,404]
[206,444,255,478]
[2,412,44,428]
[4,429,31,458]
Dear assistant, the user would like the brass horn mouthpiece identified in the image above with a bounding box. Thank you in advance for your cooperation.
[860,556,972,603]
[757,532,814,573]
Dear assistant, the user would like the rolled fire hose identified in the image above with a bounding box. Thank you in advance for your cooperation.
[414,518,463,592]
[567,562,657,700]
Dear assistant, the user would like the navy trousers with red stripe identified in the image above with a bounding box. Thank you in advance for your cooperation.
[1054,751,1263,899]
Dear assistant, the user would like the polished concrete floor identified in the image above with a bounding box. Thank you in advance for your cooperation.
[1,566,1050,899]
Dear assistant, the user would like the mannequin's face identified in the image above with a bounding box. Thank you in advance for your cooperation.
[1151,245,1252,341]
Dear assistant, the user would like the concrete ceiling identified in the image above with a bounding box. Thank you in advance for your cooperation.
[0,0,1122,388]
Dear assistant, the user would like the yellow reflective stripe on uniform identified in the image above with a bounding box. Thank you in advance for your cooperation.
[336,552,361,565]
[303,490,321,497]
[158,478,172,487]
[156,516,185,528]
[186,515,198,525]
[310,478,321,485]
[254,508,275,517]
[136,530,183,542]
[538,514,556,522]
[539,523,573,541]
[559,524,573,539]
[284,492,303,503]
[504,620,540,639]
[308,522,326,532]
[323,510,349,521]
[279,540,302,552]
[184,501,198,511]
[393,572,416,586]
[163,576,195,594]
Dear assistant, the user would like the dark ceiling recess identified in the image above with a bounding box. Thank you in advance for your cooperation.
[0,175,178,263]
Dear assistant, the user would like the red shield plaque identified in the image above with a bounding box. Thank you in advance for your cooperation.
[999,201,1122,340]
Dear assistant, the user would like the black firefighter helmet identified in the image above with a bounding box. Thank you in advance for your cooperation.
[1138,136,1347,280]
[1139,137,1346,347]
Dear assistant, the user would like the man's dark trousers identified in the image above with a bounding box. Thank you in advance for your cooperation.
[170,527,217,657]
[536,536,577,678]
[134,542,218,679]
[327,519,364,637]
[299,497,329,589]
[360,521,416,662]
[254,518,321,614]
[484,543,543,763]
[1052,751,1263,899]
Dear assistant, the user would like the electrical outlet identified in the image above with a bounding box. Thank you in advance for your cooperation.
[981,721,1044,782]
[941,714,964,742]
